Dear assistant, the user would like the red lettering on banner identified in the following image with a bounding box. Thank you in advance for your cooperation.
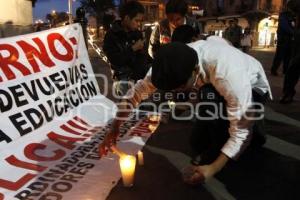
[129,122,153,136]
[0,44,31,81]
[69,37,77,45]
[6,155,47,172]
[47,33,74,62]
[60,124,82,135]
[0,173,35,190]
[17,37,55,73]
[67,120,88,131]
[130,129,149,137]
[73,116,98,134]
[129,131,142,136]
[138,122,153,128]
[87,128,100,133]
[47,131,86,149]
[73,116,92,127]
[82,134,91,137]
[69,37,78,58]
[24,143,66,162]
[0,31,76,81]
[142,119,158,124]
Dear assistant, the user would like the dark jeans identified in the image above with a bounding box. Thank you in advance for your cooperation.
[190,84,267,165]
[271,37,292,74]
[283,54,300,95]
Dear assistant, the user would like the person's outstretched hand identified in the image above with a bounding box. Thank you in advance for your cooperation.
[99,125,119,157]
[184,153,229,185]
[183,164,218,185]
[132,39,145,52]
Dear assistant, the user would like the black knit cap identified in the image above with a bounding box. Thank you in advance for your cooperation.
[151,42,198,90]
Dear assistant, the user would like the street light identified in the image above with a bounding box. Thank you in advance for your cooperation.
[68,0,73,24]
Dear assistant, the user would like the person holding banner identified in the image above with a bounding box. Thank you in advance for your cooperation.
[103,1,150,97]
[99,37,271,184]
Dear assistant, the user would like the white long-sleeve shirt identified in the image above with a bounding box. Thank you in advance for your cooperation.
[124,37,272,159]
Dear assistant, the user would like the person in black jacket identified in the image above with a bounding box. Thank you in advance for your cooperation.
[103,1,149,97]
[224,18,242,48]
[270,3,296,76]
[280,5,300,104]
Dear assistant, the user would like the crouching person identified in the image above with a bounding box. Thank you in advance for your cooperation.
[99,38,272,184]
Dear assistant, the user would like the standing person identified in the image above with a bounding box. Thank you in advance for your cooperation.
[103,13,116,32]
[280,9,300,104]
[103,1,149,97]
[223,20,234,42]
[224,18,242,48]
[35,23,42,32]
[99,37,271,183]
[241,27,253,53]
[232,18,242,48]
[148,0,202,58]
[74,7,88,46]
[270,2,296,76]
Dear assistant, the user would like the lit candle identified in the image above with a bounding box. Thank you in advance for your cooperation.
[137,151,144,165]
[119,155,136,187]
[168,100,176,110]
[149,114,161,122]
[148,124,157,133]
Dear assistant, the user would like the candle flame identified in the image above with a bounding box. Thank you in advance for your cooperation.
[148,124,157,133]
[168,100,176,109]
[122,156,133,168]
[149,115,161,122]
[137,151,144,165]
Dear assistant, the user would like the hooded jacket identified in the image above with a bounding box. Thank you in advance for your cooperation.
[103,20,149,81]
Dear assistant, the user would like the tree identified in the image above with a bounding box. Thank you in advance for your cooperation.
[46,11,69,27]
[80,0,115,37]
[81,0,115,14]
[57,12,69,24]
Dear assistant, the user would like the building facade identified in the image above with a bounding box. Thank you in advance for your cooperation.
[197,0,287,46]
[121,0,165,22]
[139,0,162,22]
[0,0,34,25]
[0,0,35,38]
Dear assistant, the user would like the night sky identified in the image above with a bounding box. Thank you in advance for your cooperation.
[33,0,81,21]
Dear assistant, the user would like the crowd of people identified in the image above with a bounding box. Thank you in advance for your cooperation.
[97,0,298,185]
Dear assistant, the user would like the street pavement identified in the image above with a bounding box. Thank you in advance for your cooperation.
[88,46,300,200]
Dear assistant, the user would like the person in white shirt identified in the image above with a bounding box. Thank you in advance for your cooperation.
[99,37,272,184]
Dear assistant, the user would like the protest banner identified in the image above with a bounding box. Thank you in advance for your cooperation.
[0,24,159,200]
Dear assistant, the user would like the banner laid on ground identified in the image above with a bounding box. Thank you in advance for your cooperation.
[0,24,159,200]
